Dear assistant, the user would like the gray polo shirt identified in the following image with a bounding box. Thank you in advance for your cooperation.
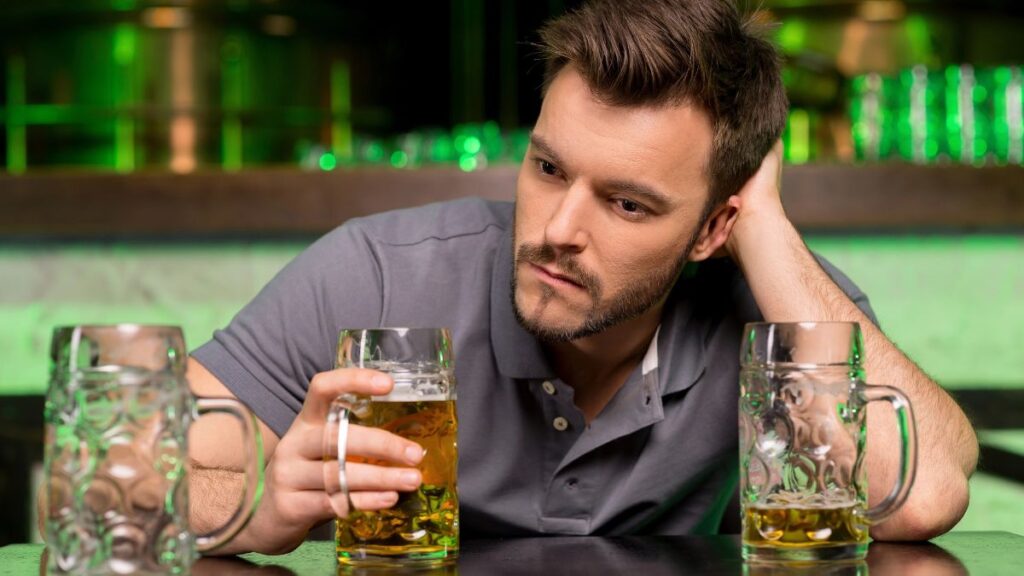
[193,197,875,537]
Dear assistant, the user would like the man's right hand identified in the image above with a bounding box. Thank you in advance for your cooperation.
[187,359,425,555]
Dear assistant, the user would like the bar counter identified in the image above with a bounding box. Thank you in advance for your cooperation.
[2,164,1024,238]
[2,531,1020,575]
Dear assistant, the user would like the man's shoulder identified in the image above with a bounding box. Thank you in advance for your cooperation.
[344,197,513,247]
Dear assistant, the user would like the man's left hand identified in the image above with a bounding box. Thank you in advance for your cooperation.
[720,140,790,268]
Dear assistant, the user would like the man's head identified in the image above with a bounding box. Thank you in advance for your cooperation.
[513,0,788,342]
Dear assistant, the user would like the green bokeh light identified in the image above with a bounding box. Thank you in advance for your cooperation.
[776,20,807,53]
[905,16,933,64]
[463,136,482,155]
[365,142,385,163]
[113,24,136,65]
[784,109,811,164]
[319,152,337,171]
[390,150,409,168]
[431,136,455,162]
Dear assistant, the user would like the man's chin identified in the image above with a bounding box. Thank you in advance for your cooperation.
[519,318,583,343]
[514,304,599,344]
[513,299,575,342]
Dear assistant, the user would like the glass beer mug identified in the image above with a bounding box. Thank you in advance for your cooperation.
[739,322,917,563]
[43,325,263,574]
[323,328,459,568]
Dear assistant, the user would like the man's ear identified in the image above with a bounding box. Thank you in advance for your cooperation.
[688,195,741,262]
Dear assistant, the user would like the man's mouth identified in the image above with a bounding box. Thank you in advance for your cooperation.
[530,263,586,290]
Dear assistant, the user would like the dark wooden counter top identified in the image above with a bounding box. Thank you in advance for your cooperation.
[1,164,1022,239]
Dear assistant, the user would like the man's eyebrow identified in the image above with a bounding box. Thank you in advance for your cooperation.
[531,131,674,210]
[602,179,675,210]
[528,133,565,167]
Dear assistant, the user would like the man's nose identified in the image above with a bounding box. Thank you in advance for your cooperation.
[543,183,590,253]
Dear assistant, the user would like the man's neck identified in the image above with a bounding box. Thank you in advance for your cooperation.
[546,303,664,424]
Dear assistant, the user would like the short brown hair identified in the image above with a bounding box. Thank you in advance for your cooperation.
[537,0,788,206]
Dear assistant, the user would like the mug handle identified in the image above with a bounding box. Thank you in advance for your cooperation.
[193,397,265,552]
[860,384,918,524]
[323,394,368,518]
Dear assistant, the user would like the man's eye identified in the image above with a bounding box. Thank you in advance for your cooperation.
[538,160,559,176]
[613,198,649,220]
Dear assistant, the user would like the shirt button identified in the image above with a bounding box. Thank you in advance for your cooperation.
[542,380,557,395]
[552,416,569,431]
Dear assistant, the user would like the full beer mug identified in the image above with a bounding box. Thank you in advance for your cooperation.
[43,325,263,574]
[739,322,917,563]
[324,328,459,568]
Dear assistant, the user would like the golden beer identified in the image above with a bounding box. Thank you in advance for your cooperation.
[743,502,868,550]
[336,395,458,566]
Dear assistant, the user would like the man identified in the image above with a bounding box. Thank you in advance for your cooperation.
[188,0,977,554]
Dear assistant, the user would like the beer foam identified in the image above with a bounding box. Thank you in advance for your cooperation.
[370,374,451,402]
[757,490,857,510]
[371,392,450,402]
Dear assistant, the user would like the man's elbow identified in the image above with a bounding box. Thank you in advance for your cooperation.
[960,431,981,479]
[36,487,47,541]
[871,471,970,541]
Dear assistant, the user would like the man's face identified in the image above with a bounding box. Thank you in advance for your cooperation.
[513,68,715,342]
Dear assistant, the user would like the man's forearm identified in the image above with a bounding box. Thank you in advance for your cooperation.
[733,216,978,539]
[188,462,264,556]
[190,462,244,530]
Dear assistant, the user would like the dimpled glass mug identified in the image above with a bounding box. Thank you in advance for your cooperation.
[323,328,459,569]
[739,322,917,563]
[43,325,263,575]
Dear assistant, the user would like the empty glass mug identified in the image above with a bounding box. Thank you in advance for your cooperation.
[43,325,264,574]
[739,322,917,563]
[323,328,459,568]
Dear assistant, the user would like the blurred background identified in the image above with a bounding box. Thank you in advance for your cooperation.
[1,0,1021,545]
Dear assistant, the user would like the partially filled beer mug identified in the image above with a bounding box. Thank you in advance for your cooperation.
[739,322,917,563]
[324,328,459,568]
[43,325,263,574]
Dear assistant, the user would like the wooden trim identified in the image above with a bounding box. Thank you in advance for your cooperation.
[780,164,1024,231]
[0,166,519,238]
[1,164,1023,238]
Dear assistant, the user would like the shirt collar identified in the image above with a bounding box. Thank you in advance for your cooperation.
[654,282,708,396]
[641,325,660,376]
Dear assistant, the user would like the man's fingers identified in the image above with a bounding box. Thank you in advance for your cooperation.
[323,490,402,516]
[348,491,401,512]
[345,462,422,492]
[287,458,422,493]
[271,490,338,527]
[348,426,425,466]
[324,488,401,518]
[297,423,423,467]
[273,368,427,522]
[299,368,393,422]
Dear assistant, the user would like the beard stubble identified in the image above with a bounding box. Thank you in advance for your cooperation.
[511,226,703,343]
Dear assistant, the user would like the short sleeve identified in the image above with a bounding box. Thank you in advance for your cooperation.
[191,221,384,438]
